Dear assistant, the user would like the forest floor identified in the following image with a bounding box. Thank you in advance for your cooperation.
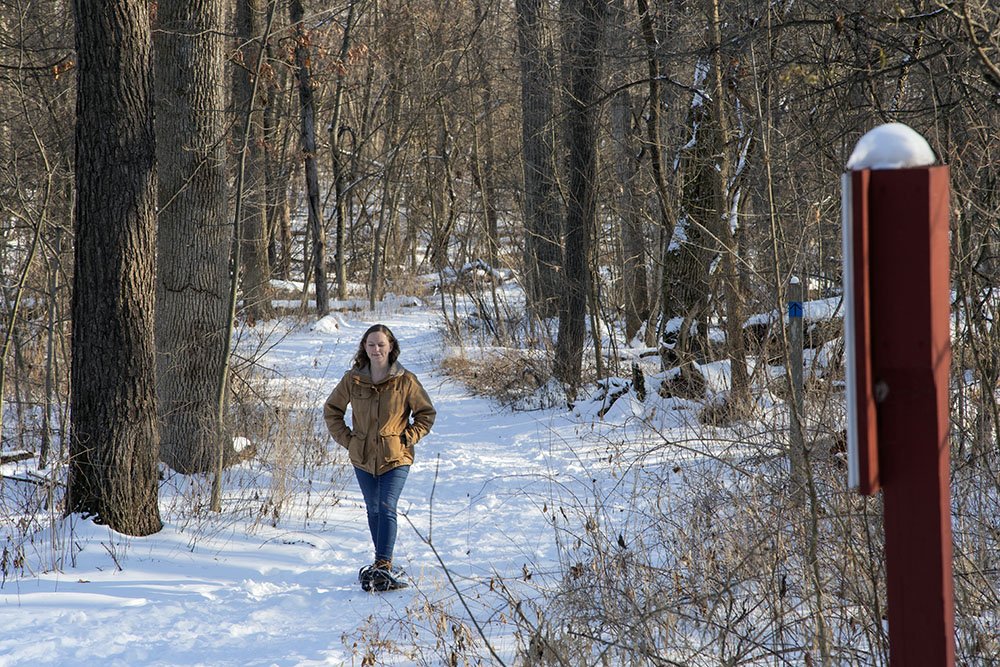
[2,291,688,665]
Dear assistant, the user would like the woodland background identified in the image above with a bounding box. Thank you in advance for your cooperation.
[2,0,1000,663]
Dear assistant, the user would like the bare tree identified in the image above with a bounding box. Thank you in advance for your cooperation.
[516,0,563,321]
[264,36,294,282]
[68,0,162,535]
[706,0,751,416]
[235,0,274,322]
[290,0,328,315]
[609,0,649,343]
[329,0,359,301]
[0,1,74,458]
[554,0,607,388]
[953,0,1000,104]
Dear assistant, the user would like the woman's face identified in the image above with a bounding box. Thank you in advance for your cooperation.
[365,331,393,367]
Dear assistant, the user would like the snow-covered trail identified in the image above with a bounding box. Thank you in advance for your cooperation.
[0,305,592,666]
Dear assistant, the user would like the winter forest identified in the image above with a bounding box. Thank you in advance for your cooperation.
[3,0,1000,664]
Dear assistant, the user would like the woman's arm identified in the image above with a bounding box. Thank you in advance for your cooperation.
[403,373,436,445]
[323,372,354,447]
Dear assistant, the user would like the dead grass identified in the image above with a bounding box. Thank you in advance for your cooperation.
[439,348,551,408]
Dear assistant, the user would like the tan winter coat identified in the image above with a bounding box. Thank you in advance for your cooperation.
[323,362,436,475]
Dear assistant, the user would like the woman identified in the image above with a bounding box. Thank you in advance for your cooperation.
[323,324,436,592]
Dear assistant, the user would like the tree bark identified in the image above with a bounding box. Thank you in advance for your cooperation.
[68,0,161,535]
[610,0,649,343]
[290,0,327,315]
[635,0,672,234]
[708,0,751,415]
[554,0,606,389]
[329,0,357,301]
[235,0,273,321]
[516,0,562,321]
[471,0,505,342]
[153,0,233,475]
[473,0,500,272]
[264,50,293,281]
[426,106,454,272]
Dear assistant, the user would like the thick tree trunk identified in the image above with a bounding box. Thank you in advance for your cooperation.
[291,0,327,315]
[154,0,233,474]
[554,0,606,388]
[666,94,717,365]
[69,0,161,535]
[235,0,273,321]
[516,0,562,320]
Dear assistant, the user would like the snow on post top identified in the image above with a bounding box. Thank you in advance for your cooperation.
[846,122,937,171]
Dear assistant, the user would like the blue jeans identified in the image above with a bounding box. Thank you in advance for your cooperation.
[354,465,410,563]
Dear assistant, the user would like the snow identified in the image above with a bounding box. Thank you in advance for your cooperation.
[311,313,347,335]
[232,436,253,453]
[0,301,624,665]
[744,295,842,328]
[0,288,897,664]
[845,122,936,171]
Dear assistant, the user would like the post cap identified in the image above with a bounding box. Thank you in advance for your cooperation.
[846,122,937,171]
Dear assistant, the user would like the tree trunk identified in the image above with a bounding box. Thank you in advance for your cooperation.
[69,0,161,535]
[516,0,562,321]
[426,107,453,272]
[154,0,233,474]
[635,0,672,240]
[369,69,404,309]
[290,0,327,315]
[610,0,649,343]
[473,0,500,272]
[554,0,606,389]
[264,55,293,281]
[329,0,357,301]
[667,91,718,366]
[471,0,505,342]
[708,0,751,415]
[235,0,273,321]
[40,225,62,469]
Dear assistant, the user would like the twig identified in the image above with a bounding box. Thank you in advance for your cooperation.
[102,541,123,571]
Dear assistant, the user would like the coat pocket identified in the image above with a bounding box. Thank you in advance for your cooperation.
[351,383,373,399]
[348,432,366,466]
[381,434,410,464]
[350,383,374,426]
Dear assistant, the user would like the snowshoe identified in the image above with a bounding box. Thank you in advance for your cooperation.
[370,566,409,592]
[358,564,375,589]
[359,562,408,592]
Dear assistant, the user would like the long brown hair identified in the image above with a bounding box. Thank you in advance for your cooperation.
[352,324,400,369]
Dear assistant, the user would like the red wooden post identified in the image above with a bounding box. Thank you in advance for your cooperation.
[845,165,955,666]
